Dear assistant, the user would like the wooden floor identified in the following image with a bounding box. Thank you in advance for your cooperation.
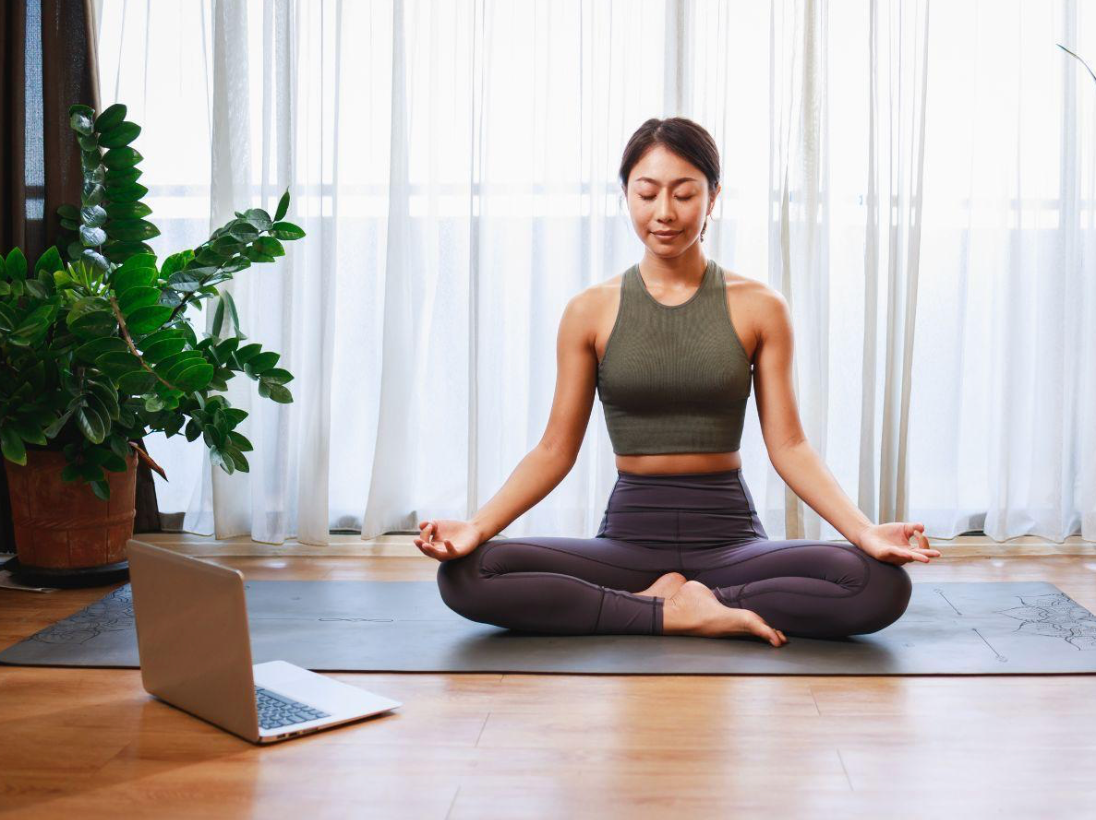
[2,536,1096,819]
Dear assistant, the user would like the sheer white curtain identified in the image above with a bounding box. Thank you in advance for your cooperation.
[91,0,1095,546]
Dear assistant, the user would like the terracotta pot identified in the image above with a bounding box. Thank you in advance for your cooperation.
[4,448,138,570]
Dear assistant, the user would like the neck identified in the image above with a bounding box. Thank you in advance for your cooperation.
[639,245,708,285]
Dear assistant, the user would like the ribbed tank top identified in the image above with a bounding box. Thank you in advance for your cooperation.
[595,258,752,455]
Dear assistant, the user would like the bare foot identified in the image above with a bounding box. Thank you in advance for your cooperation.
[662,581,788,647]
[634,571,688,599]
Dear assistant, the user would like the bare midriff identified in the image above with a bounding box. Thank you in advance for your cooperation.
[594,268,755,477]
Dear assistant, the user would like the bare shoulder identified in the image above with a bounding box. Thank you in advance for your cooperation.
[719,268,789,355]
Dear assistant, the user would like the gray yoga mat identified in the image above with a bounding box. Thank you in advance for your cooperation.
[2,580,1095,675]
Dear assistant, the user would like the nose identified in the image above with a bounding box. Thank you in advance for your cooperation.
[655,192,675,221]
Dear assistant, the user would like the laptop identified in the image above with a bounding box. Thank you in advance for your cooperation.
[126,539,402,744]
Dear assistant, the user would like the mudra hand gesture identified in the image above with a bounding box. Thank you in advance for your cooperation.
[856,522,941,566]
[414,519,482,562]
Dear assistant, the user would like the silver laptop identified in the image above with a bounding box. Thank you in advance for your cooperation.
[126,539,402,744]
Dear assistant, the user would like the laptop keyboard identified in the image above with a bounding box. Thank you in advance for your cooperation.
[255,686,331,730]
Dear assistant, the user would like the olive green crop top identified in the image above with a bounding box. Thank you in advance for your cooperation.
[595,259,753,455]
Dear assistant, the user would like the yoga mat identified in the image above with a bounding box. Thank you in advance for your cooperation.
[2,581,1095,675]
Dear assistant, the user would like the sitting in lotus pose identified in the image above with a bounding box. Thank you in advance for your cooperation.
[415,117,939,647]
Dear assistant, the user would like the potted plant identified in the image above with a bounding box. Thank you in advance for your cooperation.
[0,102,305,586]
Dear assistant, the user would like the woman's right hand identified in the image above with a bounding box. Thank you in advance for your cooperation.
[414,518,483,562]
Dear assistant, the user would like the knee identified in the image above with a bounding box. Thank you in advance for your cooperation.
[435,544,492,622]
[847,559,912,635]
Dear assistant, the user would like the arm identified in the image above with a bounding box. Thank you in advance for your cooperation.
[470,292,598,542]
[751,288,873,548]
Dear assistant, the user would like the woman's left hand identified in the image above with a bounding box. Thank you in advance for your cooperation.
[855,522,941,566]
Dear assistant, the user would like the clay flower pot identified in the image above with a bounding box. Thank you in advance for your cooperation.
[4,448,138,573]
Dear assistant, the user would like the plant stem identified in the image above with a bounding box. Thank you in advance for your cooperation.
[107,295,182,393]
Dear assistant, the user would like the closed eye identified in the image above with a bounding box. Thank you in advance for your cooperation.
[638,195,694,201]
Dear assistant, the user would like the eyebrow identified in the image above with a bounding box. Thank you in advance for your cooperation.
[635,176,697,185]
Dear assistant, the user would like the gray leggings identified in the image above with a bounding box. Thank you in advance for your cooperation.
[437,468,912,639]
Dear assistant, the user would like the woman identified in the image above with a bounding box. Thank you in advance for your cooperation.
[416,117,940,647]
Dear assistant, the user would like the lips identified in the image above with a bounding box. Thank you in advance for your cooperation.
[653,231,680,238]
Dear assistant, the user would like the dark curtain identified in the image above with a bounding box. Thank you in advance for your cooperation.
[0,0,161,552]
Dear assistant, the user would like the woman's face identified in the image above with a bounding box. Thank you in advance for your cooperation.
[625,144,718,256]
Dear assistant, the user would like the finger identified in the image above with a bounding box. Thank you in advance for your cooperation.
[894,550,929,565]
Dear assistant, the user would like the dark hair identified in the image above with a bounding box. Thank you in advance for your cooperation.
[618,117,721,195]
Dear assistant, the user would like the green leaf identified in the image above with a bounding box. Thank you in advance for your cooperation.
[266,384,293,403]
[82,181,105,207]
[90,479,111,501]
[70,105,95,135]
[80,205,108,228]
[80,225,107,247]
[103,240,155,264]
[135,326,182,350]
[253,236,285,257]
[194,247,224,267]
[11,420,47,446]
[81,249,111,273]
[112,258,158,292]
[44,406,78,439]
[109,434,132,460]
[244,246,275,264]
[95,351,144,377]
[172,362,215,392]
[227,220,260,243]
[141,336,187,363]
[75,336,128,363]
[103,182,149,203]
[95,103,127,132]
[219,256,251,274]
[105,165,142,185]
[57,204,81,222]
[98,121,141,148]
[211,235,244,256]
[125,304,173,335]
[246,351,280,374]
[117,370,158,395]
[107,218,160,242]
[212,295,226,337]
[76,405,107,444]
[144,395,165,412]
[81,148,102,171]
[103,147,143,170]
[243,208,273,231]
[105,201,152,220]
[77,133,99,151]
[24,280,49,299]
[0,428,27,465]
[118,285,162,316]
[234,343,262,364]
[5,248,27,281]
[274,189,291,221]
[69,310,119,338]
[166,270,204,293]
[87,381,121,421]
[227,430,254,452]
[161,251,191,276]
[271,221,305,240]
[155,350,205,378]
[33,246,64,277]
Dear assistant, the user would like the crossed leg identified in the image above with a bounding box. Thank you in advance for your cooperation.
[436,536,677,635]
[435,534,913,639]
[686,538,913,638]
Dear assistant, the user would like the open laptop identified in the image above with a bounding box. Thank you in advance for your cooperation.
[126,539,402,744]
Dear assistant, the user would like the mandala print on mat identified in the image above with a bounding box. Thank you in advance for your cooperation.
[30,585,135,645]
[995,592,1096,650]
